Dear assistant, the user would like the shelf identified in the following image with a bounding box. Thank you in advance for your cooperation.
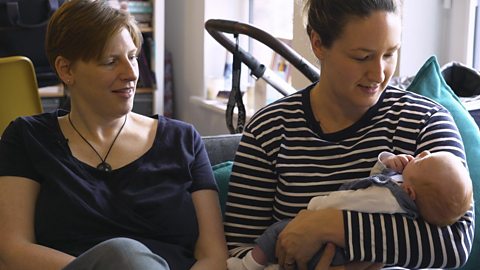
[140,26,153,33]
[38,84,64,98]
[136,87,154,94]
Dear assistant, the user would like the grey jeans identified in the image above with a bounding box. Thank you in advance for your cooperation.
[63,238,170,270]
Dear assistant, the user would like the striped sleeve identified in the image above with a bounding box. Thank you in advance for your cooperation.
[345,209,474,268]
[345,108,474,268]
[223,127,279,257]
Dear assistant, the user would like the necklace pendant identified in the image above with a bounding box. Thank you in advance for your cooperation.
[97,162,112,172]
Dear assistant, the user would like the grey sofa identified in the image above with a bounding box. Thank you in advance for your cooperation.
[202,133,242,214]
[202,134,242,166]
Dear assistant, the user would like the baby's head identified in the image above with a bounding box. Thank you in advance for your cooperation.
[402,151,473,226]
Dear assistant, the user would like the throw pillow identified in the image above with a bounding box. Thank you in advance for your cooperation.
[212,161,233,217]
[406,55,480,269]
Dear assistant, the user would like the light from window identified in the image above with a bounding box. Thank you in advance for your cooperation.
[473,1,480,69]
[248,0,294,105]
[249,0,294,66]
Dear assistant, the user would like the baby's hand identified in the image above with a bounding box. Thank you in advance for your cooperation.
[382,154,413,172]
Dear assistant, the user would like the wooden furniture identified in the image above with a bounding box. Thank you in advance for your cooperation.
[0,56,43,135]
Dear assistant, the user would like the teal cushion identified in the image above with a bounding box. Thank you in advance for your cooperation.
[212,161,233,217]
[406,55,480,269]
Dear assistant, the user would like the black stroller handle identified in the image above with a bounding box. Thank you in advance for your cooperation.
[205,19,320,134]
[205,19,320,84]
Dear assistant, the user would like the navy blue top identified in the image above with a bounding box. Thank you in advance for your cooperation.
[0,110,217,270]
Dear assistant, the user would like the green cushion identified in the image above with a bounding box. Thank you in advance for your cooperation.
[406,56,480,269]
[212,161,233,217]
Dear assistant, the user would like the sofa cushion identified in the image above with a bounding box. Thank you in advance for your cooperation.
[202,134,241,217]
[212,161,233,216]
[203,134,241,166]
[406,55,480,269]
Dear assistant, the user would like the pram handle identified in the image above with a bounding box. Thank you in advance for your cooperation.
[205,19,319,84]
[205,19,320,134]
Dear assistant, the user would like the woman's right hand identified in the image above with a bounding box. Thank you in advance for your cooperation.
[275,208,344,270]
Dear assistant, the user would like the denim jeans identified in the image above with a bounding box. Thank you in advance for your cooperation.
[63,238,170,270]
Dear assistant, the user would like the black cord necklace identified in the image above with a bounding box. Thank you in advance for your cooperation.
[68,113,127,172]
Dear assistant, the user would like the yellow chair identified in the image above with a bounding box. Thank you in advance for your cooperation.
[0,56,43,136]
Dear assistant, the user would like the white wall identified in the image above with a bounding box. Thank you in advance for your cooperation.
[166,0,476,135]
[164,0,206,125]
[398,0,475,76]
[290,0,477,83]
[446,0,476,67]
[165,0,247,135]
[290,1,318,90]
[397,0,445,76]
[153,0,165,115]
[291,0,476,80]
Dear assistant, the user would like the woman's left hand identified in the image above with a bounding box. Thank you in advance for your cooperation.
[275,208,344,270]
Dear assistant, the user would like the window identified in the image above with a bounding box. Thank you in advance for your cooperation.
[204,0,295,109]
[247,0,295,106]
[474,0,480,69]
[248,0,294,65]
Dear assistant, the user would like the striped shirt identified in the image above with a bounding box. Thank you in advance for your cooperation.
[224,85,474,269]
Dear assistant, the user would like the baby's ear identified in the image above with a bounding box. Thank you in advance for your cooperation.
[402,184,416,200]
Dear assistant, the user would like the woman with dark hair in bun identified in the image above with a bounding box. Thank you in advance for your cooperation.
[224,1,474,269]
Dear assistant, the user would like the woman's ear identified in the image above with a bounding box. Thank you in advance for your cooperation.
[55,56,74,85]
[309,30,324,60]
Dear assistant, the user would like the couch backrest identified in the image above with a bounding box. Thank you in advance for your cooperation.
[202,134,242,166]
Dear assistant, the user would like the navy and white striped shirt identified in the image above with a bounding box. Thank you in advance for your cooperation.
[224,85,474,269]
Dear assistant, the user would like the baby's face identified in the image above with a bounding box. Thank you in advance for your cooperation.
[402,150,437,187]
[402,151,451,190]
[402,151,461,189]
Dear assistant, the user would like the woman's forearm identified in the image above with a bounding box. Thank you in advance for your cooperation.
[191,190,228,270]
[277,206,473,269]
[1,242,74,270]
[344,207,474,268]
[224,130,278,257]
